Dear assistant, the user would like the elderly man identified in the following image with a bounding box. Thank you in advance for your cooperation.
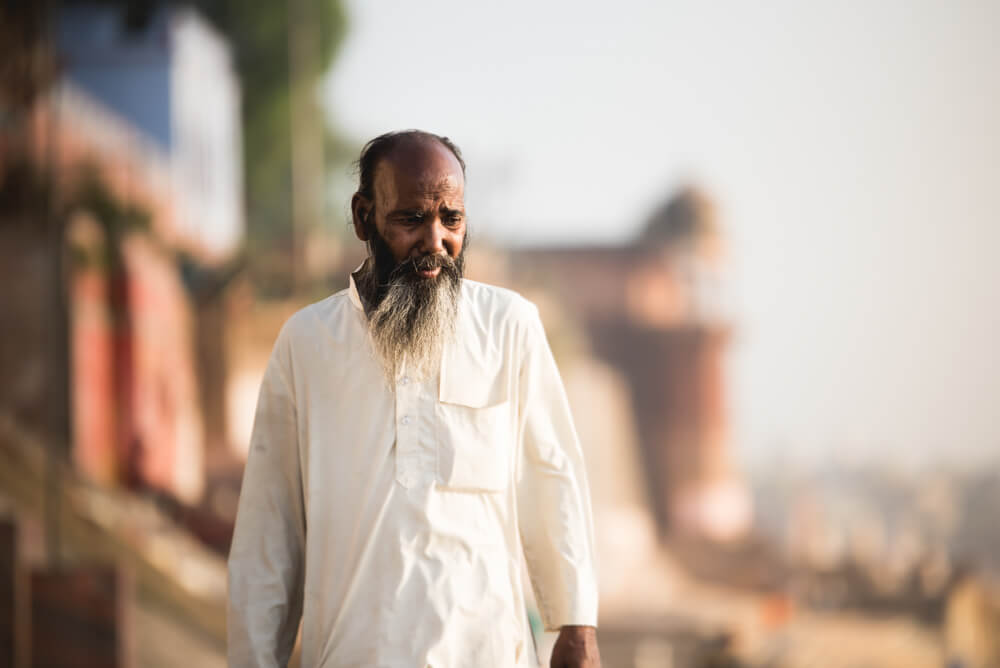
[227,130,600,667]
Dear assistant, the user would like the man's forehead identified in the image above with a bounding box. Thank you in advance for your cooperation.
[374,140,465,203]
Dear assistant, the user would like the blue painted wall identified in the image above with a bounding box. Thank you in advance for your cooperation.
[57,5,174,150]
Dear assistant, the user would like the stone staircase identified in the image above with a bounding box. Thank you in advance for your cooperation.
[0,414,227,667]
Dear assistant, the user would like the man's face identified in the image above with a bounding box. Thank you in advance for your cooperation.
[353,139,466,278]
[350,138,468,382]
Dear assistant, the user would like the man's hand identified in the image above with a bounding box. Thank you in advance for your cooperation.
[550,625,600,668]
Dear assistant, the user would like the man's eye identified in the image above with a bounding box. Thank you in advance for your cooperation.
[444,215,464,226]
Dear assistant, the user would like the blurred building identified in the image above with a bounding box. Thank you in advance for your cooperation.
[1,3,244,505]
[56,3,244,260]
[512,187,751,541]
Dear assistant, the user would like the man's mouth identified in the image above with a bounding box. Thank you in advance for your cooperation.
[409,254,448,279]
[417,266,442,279]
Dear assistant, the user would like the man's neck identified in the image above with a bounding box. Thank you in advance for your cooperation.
[352,259,383,317]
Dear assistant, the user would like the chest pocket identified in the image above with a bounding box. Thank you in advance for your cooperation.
[436,346,512,492]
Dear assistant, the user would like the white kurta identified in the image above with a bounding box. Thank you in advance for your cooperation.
[227,275,598,667]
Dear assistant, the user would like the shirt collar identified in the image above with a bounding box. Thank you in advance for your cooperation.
[347,265,365,312]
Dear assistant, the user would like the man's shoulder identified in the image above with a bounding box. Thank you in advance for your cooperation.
[275,289,354,345]
[460,279,539,325]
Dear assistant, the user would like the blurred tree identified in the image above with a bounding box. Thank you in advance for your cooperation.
[192,0,352,294]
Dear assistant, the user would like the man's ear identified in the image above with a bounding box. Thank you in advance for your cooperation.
[351,193,372,241]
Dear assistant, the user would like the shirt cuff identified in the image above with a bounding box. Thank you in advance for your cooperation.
[539,585,599,632]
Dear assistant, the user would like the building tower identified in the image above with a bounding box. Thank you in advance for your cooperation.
[611,187,750,540]
[513,186,751,541]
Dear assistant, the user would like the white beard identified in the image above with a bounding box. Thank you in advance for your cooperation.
[361,262,462,384]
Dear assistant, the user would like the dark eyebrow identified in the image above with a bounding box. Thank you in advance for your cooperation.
[441,206,465,216]
[386,208,426,219]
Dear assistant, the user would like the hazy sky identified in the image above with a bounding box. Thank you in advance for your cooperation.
[326,1,1000,466]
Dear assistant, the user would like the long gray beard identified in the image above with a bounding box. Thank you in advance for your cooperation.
[357,257,462,384]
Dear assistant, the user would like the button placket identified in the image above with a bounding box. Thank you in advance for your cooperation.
[394,373,419,488]
[415,384,437,477]
[395,371,440,489]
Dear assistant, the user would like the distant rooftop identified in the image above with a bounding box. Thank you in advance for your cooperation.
[641,185,719,246]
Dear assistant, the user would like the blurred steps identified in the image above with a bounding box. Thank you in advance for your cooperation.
[0,413,227,667]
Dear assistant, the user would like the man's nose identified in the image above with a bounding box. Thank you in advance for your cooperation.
[421,219,446,255]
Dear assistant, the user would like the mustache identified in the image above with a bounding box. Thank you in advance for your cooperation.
[391,252,456,276]
[381,253,462,289]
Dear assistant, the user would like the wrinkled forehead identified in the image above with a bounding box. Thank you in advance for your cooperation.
[374,140,465,207]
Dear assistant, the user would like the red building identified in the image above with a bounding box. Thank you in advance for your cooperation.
[1,7,244,506]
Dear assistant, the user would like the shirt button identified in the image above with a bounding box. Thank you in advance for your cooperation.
[401,415,411,426]
[400,376,410,386]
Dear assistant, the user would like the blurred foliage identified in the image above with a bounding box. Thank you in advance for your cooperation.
[70,165,152,272]
[188,0,353,248]
[0,156,151,272]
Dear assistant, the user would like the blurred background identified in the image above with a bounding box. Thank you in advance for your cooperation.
[1,0,998,666]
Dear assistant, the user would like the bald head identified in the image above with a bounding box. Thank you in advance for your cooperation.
[374,138,464,214]
[353,130,466,205]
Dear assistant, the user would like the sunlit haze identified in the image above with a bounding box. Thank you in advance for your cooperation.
[326,0,1000,466]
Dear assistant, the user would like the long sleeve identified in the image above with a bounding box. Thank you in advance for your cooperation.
[227,328,306,667]
[515,307,599,631]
